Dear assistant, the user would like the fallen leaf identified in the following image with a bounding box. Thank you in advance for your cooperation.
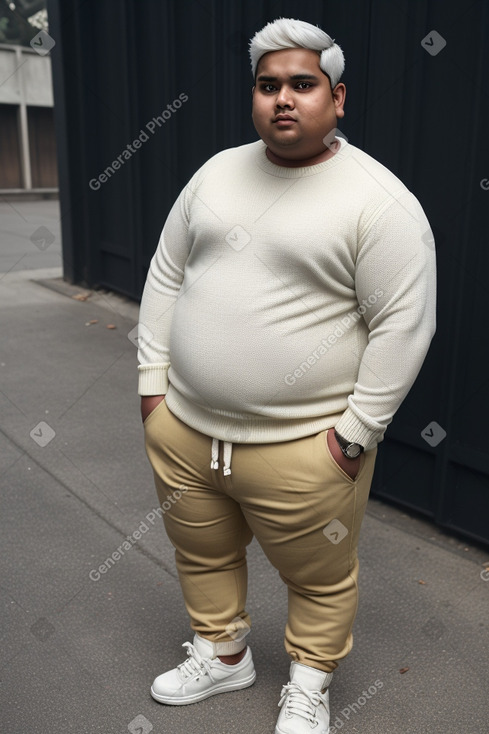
[418,579,426,585]
[84,319,99,326]
[399,667,409,674]
[106,324,116,330]
[72,292,91,301]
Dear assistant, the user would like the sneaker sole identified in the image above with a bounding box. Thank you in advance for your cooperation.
[150,669,257,705]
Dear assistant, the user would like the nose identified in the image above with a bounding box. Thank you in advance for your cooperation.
[275,84,294,109]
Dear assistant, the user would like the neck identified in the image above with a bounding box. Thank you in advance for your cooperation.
[265,140,340,167]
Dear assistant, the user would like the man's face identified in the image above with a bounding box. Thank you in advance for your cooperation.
[251,47,346,164]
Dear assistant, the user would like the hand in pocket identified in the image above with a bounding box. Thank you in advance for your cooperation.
[326,428,361,480]
[141,395,165,424]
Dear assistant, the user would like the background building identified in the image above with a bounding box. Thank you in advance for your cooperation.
[0,43,56,192]
[0,0,57,194]
[47,0,489,548]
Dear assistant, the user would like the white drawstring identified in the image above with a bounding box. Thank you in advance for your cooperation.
[223,442,232,476]
[210,438,234,476]
[210,438,219,470]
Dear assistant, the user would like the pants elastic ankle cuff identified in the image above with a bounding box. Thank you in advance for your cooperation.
[197,634,247,657]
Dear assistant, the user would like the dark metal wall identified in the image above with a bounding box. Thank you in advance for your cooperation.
[48,0,489,547]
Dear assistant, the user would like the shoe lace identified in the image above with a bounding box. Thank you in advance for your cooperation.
[278,681,326,726]
[177,641,212,680]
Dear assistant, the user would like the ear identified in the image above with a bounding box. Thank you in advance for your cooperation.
[332,83,346,119]
[251,85,255,95]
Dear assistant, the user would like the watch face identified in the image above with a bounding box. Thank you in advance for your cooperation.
[346,444,362,458]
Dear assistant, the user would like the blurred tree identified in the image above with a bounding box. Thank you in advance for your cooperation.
[0,0,48,45]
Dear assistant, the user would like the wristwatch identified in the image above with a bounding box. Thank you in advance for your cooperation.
[334,429,364,459]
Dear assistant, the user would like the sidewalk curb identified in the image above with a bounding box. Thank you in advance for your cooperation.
[34,275,140,322]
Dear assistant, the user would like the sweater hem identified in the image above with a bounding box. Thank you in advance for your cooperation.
[165,388,345,444]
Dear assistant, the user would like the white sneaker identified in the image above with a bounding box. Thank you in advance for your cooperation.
[150,634,256,705]
[275,662,333,733]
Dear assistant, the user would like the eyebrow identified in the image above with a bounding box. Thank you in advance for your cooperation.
[256,73,320,82]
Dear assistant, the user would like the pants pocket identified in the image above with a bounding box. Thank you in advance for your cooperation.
[322,430,365,483]
[143,397,167,427]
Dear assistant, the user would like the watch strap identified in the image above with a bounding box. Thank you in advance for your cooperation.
[334,429,364,458]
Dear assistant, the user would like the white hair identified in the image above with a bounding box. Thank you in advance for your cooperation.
[249,17,345,88]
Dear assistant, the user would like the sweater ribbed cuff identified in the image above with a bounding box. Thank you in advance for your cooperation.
[137,363,170,396]
[334,405,385,451]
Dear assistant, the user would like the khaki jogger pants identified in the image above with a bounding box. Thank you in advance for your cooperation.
[144,400,377,673]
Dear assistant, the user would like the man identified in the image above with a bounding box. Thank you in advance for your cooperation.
[138,17,436,734]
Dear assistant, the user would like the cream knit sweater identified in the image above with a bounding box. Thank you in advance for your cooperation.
[137,138,436,450]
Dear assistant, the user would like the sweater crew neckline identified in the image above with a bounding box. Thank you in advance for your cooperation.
[254,136,350,178]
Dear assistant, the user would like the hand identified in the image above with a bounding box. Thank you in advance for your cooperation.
[326,428,361,480]
[141,395,165,423]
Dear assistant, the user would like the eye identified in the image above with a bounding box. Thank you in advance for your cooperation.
[260,84,277,93]
[296,82,312,90]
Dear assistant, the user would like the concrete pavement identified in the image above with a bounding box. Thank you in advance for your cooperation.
[0,199,62,274]
[1,205,488,732]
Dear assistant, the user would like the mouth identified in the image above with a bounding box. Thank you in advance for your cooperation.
[273,115,297,127]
